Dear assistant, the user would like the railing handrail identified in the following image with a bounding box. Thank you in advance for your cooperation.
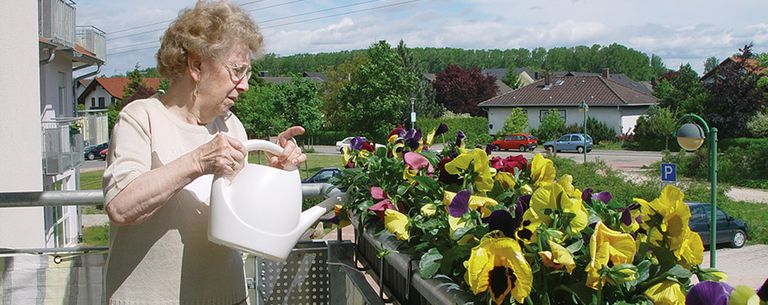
[0,183,340,208]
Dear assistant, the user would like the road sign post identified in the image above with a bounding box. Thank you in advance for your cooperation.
[661,163,676,182]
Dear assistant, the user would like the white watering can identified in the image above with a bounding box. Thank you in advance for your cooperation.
[209,139,334,261]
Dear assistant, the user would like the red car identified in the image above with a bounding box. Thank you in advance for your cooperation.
[491,133,538,152]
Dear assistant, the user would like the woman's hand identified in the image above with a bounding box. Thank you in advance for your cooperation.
[195,133,247,178]
[270,126,307,170]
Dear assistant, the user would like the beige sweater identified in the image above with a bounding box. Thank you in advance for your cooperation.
[102,98,249,305]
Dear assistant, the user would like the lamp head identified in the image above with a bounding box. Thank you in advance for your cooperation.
[676,123,706,151]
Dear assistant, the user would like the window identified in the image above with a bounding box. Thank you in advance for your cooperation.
[98,97,105,108]
[539,109,567,122]
[691,206,706,223]
[91,97,96,108]
[716,208,728,222]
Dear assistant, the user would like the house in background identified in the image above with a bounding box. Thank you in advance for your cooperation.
[479,70,657,137]
[78,77,161,110]
[700,56,767,84]
[423,67,538,98]
[0,0,106,249]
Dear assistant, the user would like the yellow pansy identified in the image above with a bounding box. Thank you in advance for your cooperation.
[420,203,436,217]
[675,229,704,269]
[538,239,576,274]
[464,232,533,304]
[444,148,494,193]
[494,171,516,190]
[557,174,582,199]
[384,209,410,240]
[636,185,691,251]
[519,184,533,195]
[526,182,588,235]
[443,190,499,218]
[586,222,636,289]
[530,154,556,187]
[644,280,685,305]
[731,285,760,305]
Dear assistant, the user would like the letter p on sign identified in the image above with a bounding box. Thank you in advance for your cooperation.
[661,163,676,182]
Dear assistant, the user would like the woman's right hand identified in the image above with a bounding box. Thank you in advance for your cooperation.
[194,133,247,178]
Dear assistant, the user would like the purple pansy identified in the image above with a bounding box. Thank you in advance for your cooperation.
[594,191,613,204]
[455,130,465,147]
[582,188,593,205]
[484,210,517,239]
[404,129,423,151]
[448,190,471,217]
[350,137,365,151]
[758,277,768,301]
[686,281,734,305]
[435,123,449,137]
[621,203,641,226]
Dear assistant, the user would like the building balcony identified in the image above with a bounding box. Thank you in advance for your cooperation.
[38,0,76,48]
[41,118,84,176]
[76,25,106,62]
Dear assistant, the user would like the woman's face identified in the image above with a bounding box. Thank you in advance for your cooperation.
[196,42,250,124]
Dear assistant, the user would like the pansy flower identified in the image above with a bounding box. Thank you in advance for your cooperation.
[530,154,556,187]
[425,123,449,147]
[367,186,395,221]
[404,128,423,152]
[388,125,406,143]
[619,202,642,233]
[456,130,466,148]
[731,285,760,305]
[437,157,462,185]
[635,185,691,251]
[444,148,494,193]
[443,190,498,218]
[494,171,516,190]
[644,280,685,305]
[538,239,576,274]
[525,182,588,236]
[464,231,533,304]
[686,281,733,305]
[586,222,636,289]
[384,209,410,240]
[403,152,433,182]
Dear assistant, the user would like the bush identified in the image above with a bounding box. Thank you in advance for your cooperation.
[419,116,489,147]
[659,140,768,188]
[747,112,768,137]
[499,107,528,136]
[532,109,565,142]
[561,117,616,144]
[296,130,349,145]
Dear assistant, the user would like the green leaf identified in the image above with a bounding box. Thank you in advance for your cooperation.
[666,264,693,279]
[418,248,443,279]
[565,239,584,253]
[413,175,439,194]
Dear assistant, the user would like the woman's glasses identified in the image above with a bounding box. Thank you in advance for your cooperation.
[223,62,252,84]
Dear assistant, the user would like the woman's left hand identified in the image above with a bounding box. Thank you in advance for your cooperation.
[270,126,307,170]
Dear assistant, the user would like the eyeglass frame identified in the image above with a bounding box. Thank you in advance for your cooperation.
[222,62,252,84]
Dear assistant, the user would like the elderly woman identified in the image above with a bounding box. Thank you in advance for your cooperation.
[102,1,305,304]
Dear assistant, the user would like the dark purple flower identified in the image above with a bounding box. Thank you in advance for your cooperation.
[483,210,517,238]
[435,123,449,137]
[404,129,423,151]
[485,144,494,155]
[448,190,471,217]
[594,192,613,204]
[455,130,465,147]
[758,277,768,301]
[437,157,462,184]
[686,281,733,305]
[389,124,406,139]
[582,188,593,205]
[350,137,364,150]
[620,202,641,226]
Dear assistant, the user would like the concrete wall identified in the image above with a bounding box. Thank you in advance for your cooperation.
[0,0,45,248]
[487,105,649,137]
[40,55,75,116]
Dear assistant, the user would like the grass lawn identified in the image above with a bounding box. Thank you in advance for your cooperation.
[82,225,109,246]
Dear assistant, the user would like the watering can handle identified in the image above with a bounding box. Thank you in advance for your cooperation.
[244,139,284,164]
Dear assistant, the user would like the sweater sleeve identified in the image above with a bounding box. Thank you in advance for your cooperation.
[102,104,152,206]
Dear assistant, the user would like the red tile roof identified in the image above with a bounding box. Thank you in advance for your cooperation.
[700,56,767,81]
[479,75,657,107]
[94,77,162,100]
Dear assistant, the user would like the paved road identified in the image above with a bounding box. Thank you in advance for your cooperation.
[701,245,768,289]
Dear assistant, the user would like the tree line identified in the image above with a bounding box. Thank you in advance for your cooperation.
[254,43,668,81]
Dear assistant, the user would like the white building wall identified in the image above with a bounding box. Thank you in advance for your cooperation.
[83,86,114,110]
[0,0,46,248]
[487,106,636,137]
[40,55,75,117]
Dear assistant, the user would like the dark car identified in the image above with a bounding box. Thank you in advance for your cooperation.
[491,133,538,152]
[84,142,108,160]
[302,167,341,183]
[687,202,748,248]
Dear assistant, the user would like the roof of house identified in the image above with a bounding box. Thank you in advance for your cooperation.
[700,56,767,81]
[479,74,658,108]
[78,77,161,103]
[302,72,328,81]
[551,71,653,95]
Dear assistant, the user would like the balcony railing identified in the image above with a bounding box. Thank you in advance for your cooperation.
[76,25,106,61]
[0,185,385,305]
[38,0,76,48]
[41,118,84,175]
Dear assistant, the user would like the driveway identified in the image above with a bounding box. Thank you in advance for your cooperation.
[701,245,768,288]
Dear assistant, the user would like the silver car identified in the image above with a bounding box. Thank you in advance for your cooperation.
[543,133,593,153]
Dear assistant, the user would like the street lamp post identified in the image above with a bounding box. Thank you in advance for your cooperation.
[675,113,718,268]
[578,100,589,163]
[410,97,416,130]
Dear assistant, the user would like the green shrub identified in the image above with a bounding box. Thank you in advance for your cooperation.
[746,112,768,137]
[499,107,528,136]
[562,117,616,144]
[659,141,768,188]
[719,137,768,151]
[296,130,348,145]
[532,109,565,142]
[419,116,489,147]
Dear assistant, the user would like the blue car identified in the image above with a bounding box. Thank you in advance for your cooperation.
[543,133,593,153]
[687,202,748,248]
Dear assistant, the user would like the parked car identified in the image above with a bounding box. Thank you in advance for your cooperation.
[99,148,108,160]
[84,142,108,160]
[687,202,748,248]
[491,133,538,152]
[302,167,341,183]
[543,133,592,153]
[335,137,385,152]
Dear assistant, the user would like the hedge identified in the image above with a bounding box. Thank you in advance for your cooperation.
[418,116,491,148]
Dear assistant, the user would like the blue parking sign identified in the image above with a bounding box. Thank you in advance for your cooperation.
[661,163,676,182]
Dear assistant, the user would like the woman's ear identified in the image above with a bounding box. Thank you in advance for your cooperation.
[187,53,203,82]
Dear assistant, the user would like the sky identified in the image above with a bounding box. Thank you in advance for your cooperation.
[75,0,768,77]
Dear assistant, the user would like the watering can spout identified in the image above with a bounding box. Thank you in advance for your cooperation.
[208,139,336,261]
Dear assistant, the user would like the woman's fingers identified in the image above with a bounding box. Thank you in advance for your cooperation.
[196,133,246,176]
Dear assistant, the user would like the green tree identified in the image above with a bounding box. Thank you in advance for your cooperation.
[746,112,768,137]
[273,75,323,133]
[320,55,368,130]
[633,105,676,150]
[704,56,720,74]
[537,109,565,141]
[233,79,286,139]
[337,40,419,139]
[653,64,710,115]
[397,40,444,119]
[500,108,528,135]
[502,71,521,89]
[123,63,144,100]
